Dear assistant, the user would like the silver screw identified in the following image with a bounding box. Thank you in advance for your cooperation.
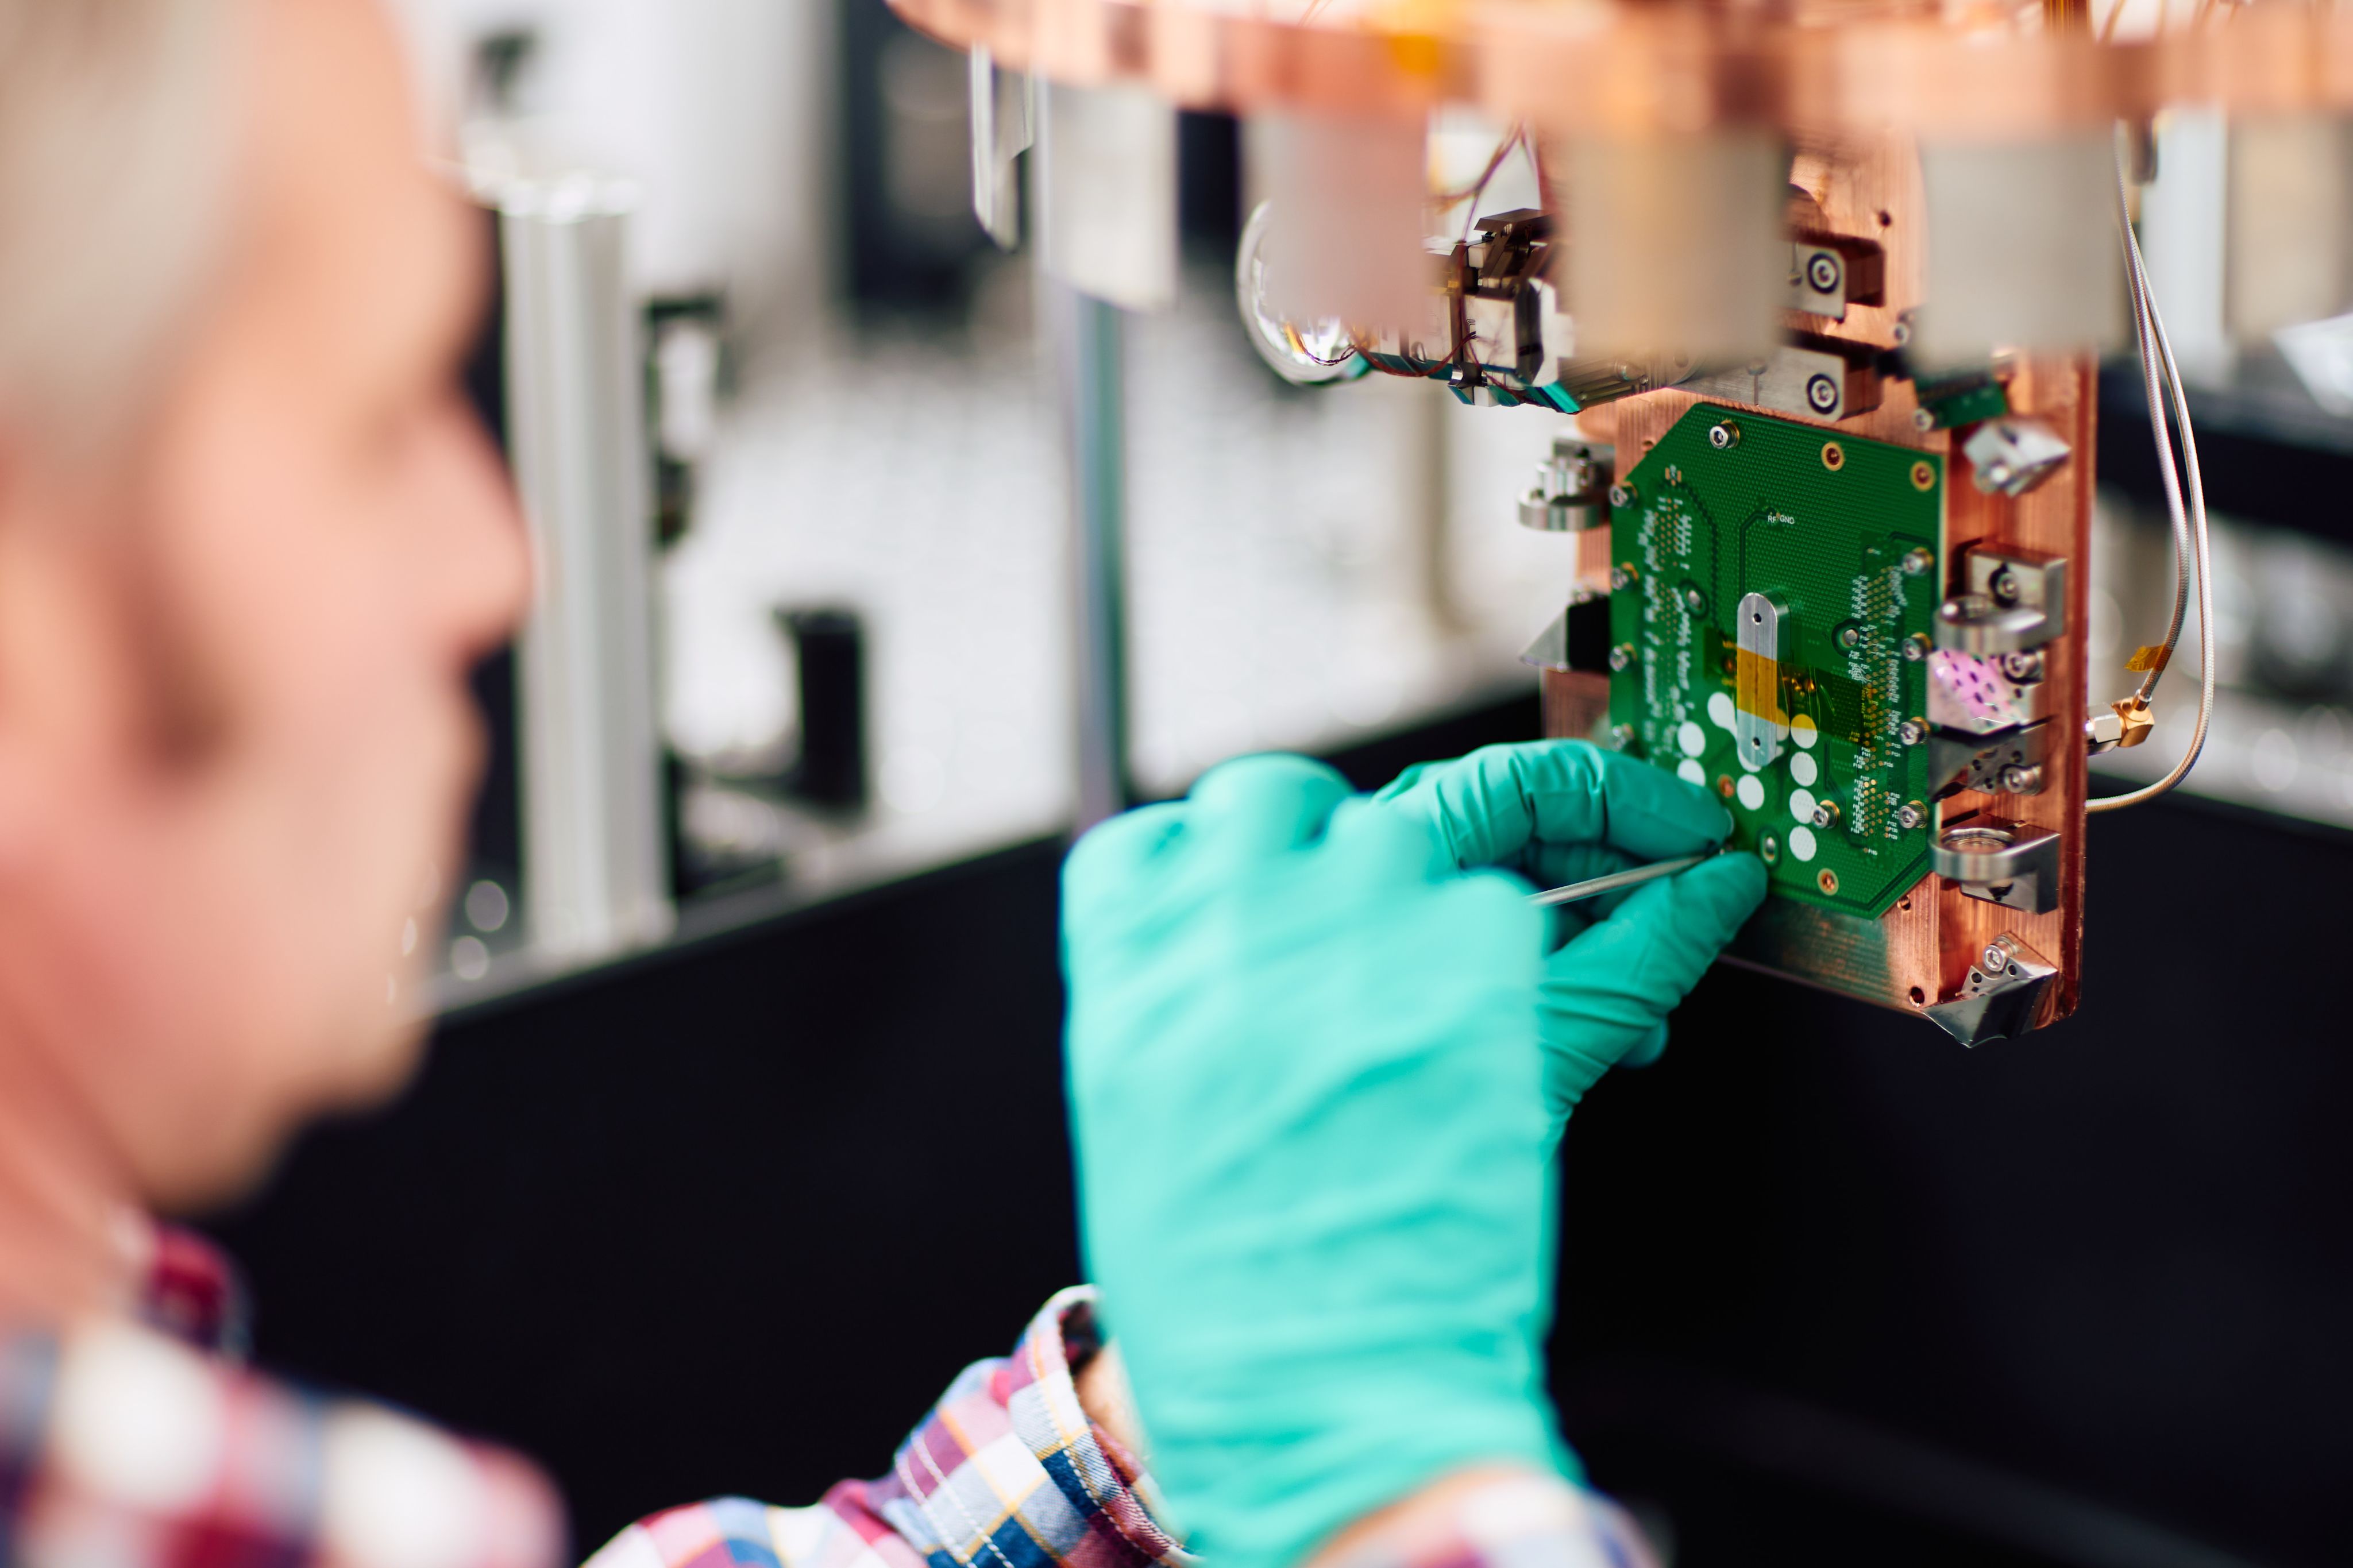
[1682,586,1706,613]
[1838,625,1862,650]
[1806,373,1839,414]
[1982,942,2008,972]
[1608,482,1637,508]
[1708,420,1740,450]
[1810,798,1842,829]
[1912,407,1937,433]
[1608,724,1637,751]
[2000,762,2044,794]
[1898,718,1927,746]
[1989,566,2020,604]
[1999,650,2046,682]
[1808,252,1841,293]
[1607,645,1632,672]
[1902,547,1934,577]
[1896,801,1925,830]
[1609,565,1633,592]
[1902,634,1930,662]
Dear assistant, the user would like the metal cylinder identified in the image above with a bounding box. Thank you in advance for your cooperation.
[497,177,673,964]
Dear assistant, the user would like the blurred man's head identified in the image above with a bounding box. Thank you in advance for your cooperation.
[0,0,526,1249]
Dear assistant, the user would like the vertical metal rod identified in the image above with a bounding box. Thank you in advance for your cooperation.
[1054,282,1131,830]
[499,181,674,964]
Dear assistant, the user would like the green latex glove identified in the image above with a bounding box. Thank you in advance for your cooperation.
[1062,743,1761,1568]
[1374,742,1766,1138]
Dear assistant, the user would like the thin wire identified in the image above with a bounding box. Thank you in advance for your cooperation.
[2088,139,2215,813]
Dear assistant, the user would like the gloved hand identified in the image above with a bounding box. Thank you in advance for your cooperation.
[1062,742,1762,1568]
[1374,742,1766,1139]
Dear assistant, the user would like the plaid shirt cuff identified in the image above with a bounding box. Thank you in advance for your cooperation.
[589,1290,1656,1568]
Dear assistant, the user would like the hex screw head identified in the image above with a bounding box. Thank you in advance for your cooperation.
[1607,645,1632,672]
[1898,718,1928,746]
[1608,482,1637,508]
[1989,566,2021,604]
[1896,801,1926,830]
[1983,942,2008,972]
[1708,420,1740,450]
[1608,724,1637,751]
[1808,252,1842,293]
[1609,565,1634,592]
[1682,586,1706,614]
[1912,406,1938,433]
[1810,798,1842,829]
[1902,634,1930,662]
[1903,547,1934,577]
[2000,762,2044,794]
[1999,650,2046,682]
[1838,625,1862,650]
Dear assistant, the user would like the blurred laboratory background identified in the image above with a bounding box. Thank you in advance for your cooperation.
[206,7,2353,1568]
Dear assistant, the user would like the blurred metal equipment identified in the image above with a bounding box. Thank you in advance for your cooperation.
[1918,136,2122,366]
[968,45,1029,249]
[1036,82,1176,311]
[2227,117,2353,339]
[780,608,870,811]
[1051,280,1132,828]
[497,177,674,964]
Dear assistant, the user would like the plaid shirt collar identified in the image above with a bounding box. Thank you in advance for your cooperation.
[0,1225,563,1568]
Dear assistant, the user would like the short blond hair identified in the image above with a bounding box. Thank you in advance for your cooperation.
[0,0,234,453]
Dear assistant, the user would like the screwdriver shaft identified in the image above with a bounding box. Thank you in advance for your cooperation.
[1527,851,1713,908]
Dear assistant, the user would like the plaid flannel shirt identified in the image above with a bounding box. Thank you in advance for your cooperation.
[589,1288,1656,1568]
[0,1225,563,1568]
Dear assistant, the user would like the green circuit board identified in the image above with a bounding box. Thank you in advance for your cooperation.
[1608,403,1944,918]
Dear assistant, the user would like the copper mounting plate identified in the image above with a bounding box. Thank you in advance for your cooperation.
[890,0,2353,138]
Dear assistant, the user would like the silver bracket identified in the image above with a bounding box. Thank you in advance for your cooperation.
[1962,417,2072,497]
[1926,720,2051,800]
[1518,437,1614,532]
[1924,933,2059,1046]
[1931,814,2062,914]
[1934,546,2066,655]
[1685,337,1881,423]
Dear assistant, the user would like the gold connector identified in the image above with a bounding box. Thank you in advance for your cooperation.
[2111,697,2156,749]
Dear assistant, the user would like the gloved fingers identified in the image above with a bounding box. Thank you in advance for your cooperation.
[1536,852,1766,1114]
[1063,802,1189,935]
[1321,795,1457,892]
[1618,1021,1671,1070]
[1185,753,1354,872]
[1378,740,1734,875]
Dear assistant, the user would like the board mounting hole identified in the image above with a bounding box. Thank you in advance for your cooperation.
[1821,441,1845,470]
[1898,895,1912,912]
[1908,985,1926,1006]
[1816,868,1840,895]
[1911,460,1935,491]
[1877,210,1893,227]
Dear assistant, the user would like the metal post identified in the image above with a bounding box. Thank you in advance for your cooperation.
[497,177,674,964]
[1052,281,1131,830]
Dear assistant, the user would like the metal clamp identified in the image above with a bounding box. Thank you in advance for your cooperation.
[1934,546,2067,655]
[1923,933,2059,1046]
[1926,720,2051,800]
[1931,814,2062,914]
[1963,418,2072,497]
[1518,437,1614,532]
